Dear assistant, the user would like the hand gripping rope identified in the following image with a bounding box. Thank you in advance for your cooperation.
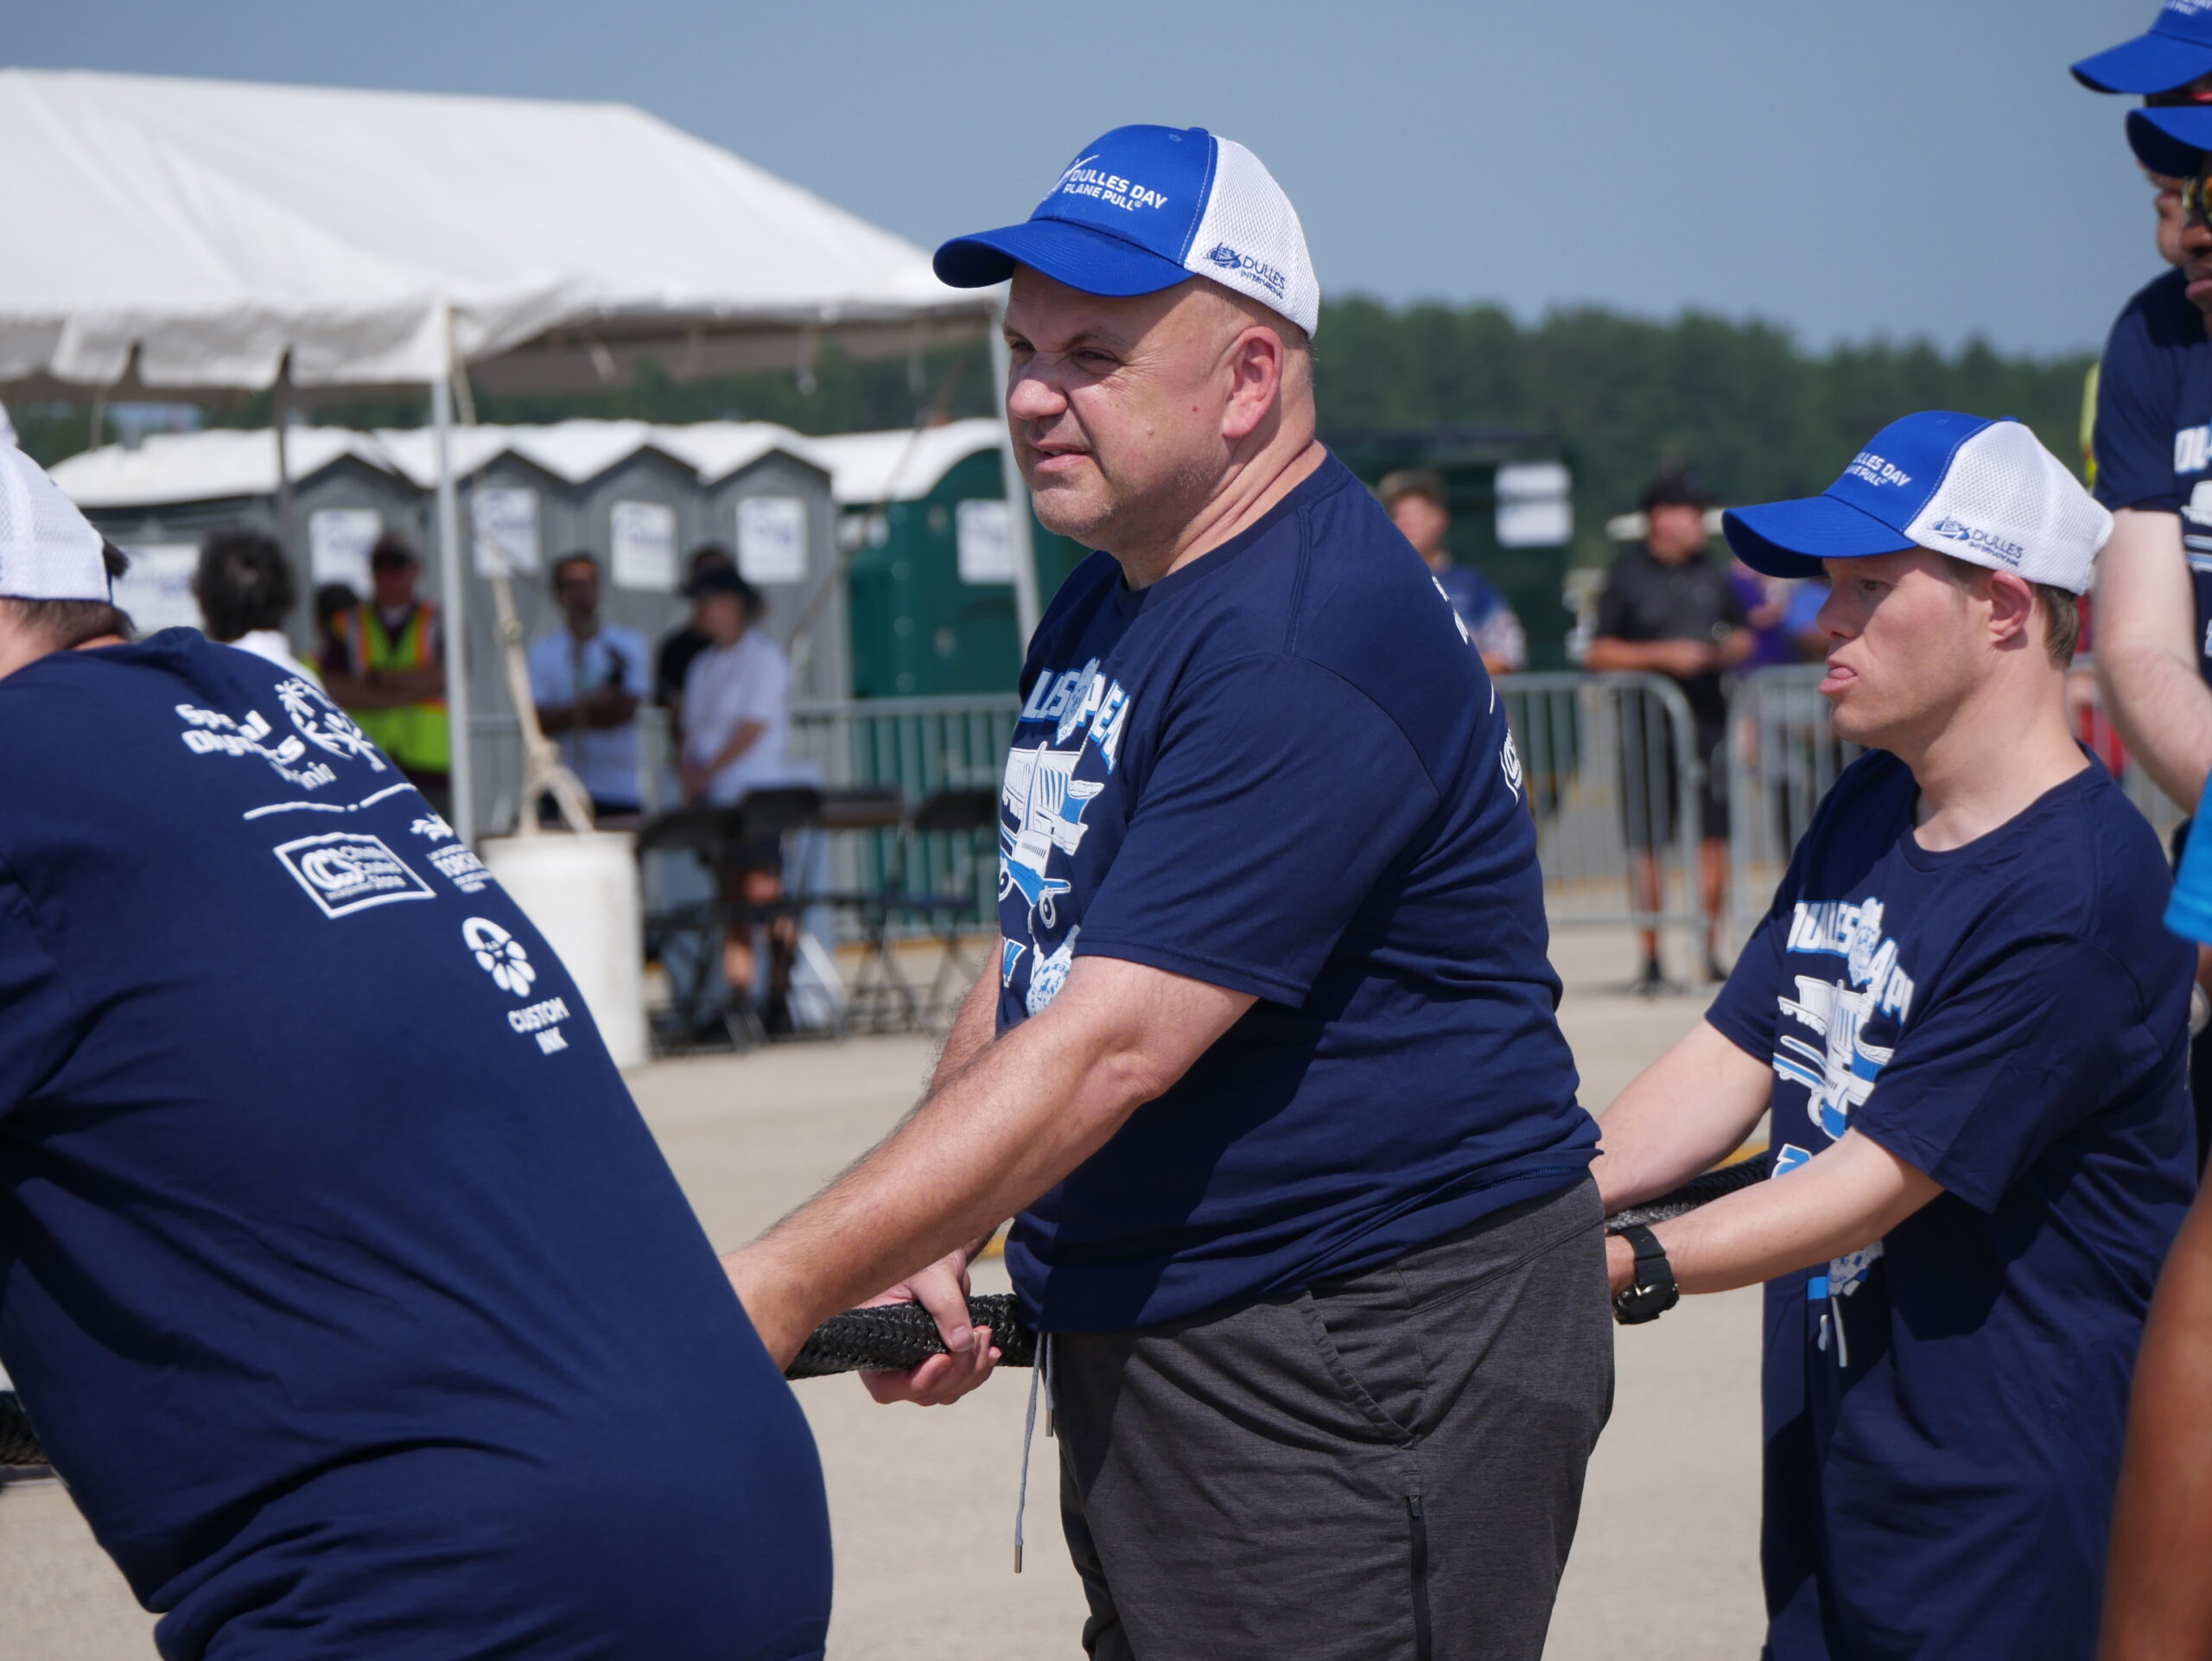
[0,1164,1766,1469]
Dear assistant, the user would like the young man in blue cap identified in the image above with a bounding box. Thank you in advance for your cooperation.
[1595,412,2194,1660]
[724,125,1609,1660]
[0,443,831,1660]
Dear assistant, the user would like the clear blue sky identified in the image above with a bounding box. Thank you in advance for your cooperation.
[5,0,2171,355]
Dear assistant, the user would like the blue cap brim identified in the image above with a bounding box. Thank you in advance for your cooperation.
[2128,105,2212,175]
[1722,496,1916,581]
[934,217,1193,297]
[2073,33,2212,94]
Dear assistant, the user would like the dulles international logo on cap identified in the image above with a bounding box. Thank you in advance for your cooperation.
[1054,153,1171,214]
[1844,451,1913,490]
[1205,243,1288,300]
[1929,517,2026,567]
[2169,0,2212,18]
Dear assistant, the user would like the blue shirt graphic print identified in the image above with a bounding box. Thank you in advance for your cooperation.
[1706,750,2194,1661]
[994,455,1595,1334]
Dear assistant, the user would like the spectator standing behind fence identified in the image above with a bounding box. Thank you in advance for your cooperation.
[319,534,451,811]
[193,528,318,684]
[527,552,648,820]
[1586,469,1749,993]
[679,568,797,1031]
[1381,468,1527,674]
[657,544,737,749]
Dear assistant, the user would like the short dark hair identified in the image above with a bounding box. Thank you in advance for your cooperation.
[1642,468,1714,513]
[314,582,360,627]
[552,551,599,585]
[369,531,419,572]
[0,541,134,649]
[688,542,735,576]
[1378,469,1447,512]
[194,528,296,642]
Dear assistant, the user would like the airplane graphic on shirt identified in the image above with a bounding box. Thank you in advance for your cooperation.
[999,741,1103,928]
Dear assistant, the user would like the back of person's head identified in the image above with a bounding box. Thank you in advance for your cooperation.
[687,543,735,580]
[194,528,296,643]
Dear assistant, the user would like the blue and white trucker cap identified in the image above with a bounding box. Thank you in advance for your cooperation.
[934,125,1319,336]
[1722,412,2112,595]
[0,443,108,602]
[2075,1,2212,93]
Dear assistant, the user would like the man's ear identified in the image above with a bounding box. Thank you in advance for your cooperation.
[1220,326,1286,443]
[1984,570,2037,647]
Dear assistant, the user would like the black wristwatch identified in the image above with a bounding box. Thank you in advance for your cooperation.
[1611,1223,1680,1326]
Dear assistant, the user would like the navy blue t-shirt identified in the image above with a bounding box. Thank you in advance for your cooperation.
[2094,267,2212,685]
[0,634,829,1661]
[995,454,1597,1332]
[1707,750,2193,1661]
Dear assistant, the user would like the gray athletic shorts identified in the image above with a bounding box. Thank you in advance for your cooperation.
[1052,1178,1613,1661]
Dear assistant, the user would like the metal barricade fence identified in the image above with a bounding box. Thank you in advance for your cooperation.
[1722,659,2188,936]
[1498,671,1711,933]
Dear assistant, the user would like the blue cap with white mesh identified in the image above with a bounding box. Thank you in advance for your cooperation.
[933,124,1319,336]
[0,443,108,602]
[1722,412,2113,595]
[2075,1,2212,93]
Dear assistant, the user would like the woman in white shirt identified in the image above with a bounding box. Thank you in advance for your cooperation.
[678,569,797,1033]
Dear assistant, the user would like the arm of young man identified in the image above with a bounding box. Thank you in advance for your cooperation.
[2094,508,2212,812]
[2101,1181,2212,1661]
[721,954,1255,1372]
[1605,1130,1939,1296]
[1592,1018,1775,1214]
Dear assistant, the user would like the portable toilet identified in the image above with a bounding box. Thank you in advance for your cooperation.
[813,419,1089,699]
[659,422,843,702]
[50,427,419,659]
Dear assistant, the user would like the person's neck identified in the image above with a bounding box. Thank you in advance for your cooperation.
[1423,548,1452,575]
[1114,429,1326,591]
[1903,672,2087,852]
[567,614,600,643]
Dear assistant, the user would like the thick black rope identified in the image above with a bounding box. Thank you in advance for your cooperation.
[0,1163,1771,1465]
[785,1160,1771,1379]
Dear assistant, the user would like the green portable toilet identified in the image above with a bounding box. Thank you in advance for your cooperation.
[815,419,1089,698]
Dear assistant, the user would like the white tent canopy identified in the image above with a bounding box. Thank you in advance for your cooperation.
[0,68,984,394]
[0,68,1033,839]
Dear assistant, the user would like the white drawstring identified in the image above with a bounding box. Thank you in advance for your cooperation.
[1014,1333,1052,1572]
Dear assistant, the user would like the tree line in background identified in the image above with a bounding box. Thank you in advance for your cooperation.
[11,298,2097,567]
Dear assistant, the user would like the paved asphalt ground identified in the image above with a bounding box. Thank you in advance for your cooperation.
[0,926,1764,1658]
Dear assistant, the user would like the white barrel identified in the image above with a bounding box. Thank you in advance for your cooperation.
[478,831,649,1071]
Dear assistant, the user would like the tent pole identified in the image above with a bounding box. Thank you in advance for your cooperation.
[988,302,1042,647]
[430,311,476,844]
[272,360,294,563]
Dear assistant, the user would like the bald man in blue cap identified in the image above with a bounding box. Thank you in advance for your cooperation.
[725,125,1611,1661]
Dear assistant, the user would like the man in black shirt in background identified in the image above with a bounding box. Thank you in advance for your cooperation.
[1586,469,1750,992]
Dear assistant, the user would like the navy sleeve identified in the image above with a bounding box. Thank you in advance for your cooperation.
[1073,655,1442,1004]
[1851,937,2140,1212]
[2094,296,2182,513]
[0,866,75,1117]
[1707,906,1788,1064]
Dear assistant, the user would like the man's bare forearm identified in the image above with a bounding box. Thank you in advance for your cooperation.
[2097,643,2212,811]
[728,960,1250,1359]
[2099,1193,2212,1659]
[1594,1020,1773,1212]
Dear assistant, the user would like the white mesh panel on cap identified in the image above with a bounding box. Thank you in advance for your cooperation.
[0,444,109,602]
[1903,419,2111,595]
[1182,137,1319,336]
